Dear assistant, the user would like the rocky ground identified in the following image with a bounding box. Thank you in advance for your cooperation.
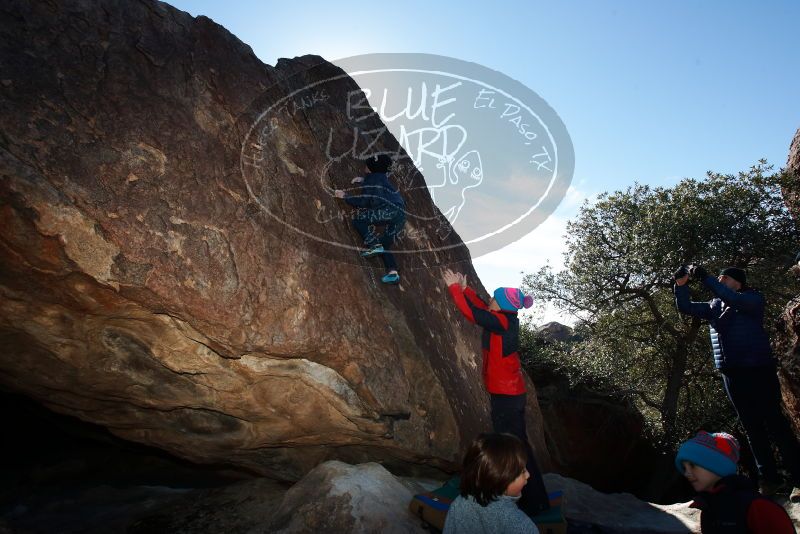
[4,459,800,534]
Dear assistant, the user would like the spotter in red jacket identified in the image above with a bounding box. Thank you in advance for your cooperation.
[448,284,526,395]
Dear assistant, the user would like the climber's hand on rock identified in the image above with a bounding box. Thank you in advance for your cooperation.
[351,176,364,184]
[334,189,346,199]
[443,269,461,287]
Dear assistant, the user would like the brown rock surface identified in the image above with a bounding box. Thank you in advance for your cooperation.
[529,358,662,497]
[535,321,576,343]
[544,473,701,534]
[0,0,551,479]
[265,461,425,534]
[783,128,800,221]
[128,479,288,534]
[778,127,800,434]
[780,297,800,433]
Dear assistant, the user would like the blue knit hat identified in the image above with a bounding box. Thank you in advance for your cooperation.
[675,431,739,477]
[493,287,533,312]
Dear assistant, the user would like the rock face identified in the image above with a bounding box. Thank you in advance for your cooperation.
[0,0,552,479]
[265,461,425,534]
[780,296,800,433]
[544,473,700,534]
[20,461,700,534]
[535,321,576,343]
[11,458,800,534]
[529,358,664,498]
[128,479,289,534]
[778,128,800,433]
[783,128,800,221]
[547,472,800,534]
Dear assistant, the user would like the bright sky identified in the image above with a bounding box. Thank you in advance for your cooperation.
[169,0,799,324]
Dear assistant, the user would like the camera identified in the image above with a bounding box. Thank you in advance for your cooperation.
[674,264,692,279]
[674,264,707,281]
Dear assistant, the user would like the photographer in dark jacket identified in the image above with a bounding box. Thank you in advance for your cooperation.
[674,265,800,502]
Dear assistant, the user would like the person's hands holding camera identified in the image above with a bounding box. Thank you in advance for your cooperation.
[674,265,689,286]
[689,264,708,281]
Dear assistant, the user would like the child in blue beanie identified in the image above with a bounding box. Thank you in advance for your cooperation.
[675,431,794,533]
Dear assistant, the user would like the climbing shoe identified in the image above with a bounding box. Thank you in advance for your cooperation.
[381,272,400,284]
[361,244,384,257]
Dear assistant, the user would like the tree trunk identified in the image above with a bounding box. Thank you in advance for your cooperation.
[660,342,689,438]
[660,318,702,438]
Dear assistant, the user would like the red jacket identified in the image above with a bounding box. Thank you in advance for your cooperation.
[691,475,796,534]
[448,284,526,395]
[743,499,796,534]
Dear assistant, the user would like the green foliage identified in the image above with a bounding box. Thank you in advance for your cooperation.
[522,162,799,447]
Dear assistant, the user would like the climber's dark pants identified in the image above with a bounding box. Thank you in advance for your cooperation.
[351,206,405,272]
[722,366,800,484]
[490,393,550,516]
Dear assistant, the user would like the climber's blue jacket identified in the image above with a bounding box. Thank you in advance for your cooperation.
[344,172,404,211]
[674,276,774,369]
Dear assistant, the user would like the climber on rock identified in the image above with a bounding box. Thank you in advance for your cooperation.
[334,154,405,285]
[443,268,550,517]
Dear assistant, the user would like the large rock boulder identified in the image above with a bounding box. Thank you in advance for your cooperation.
[11,457,800,534]
[528,355,665,499]
[0,0,550,480]
[783,128,800,221]
[265,461,425,534]
[128,479,289,534]
[547,472,800,534]
[778,128,800,433]
[780,295,800,433]
[535,321,576,343]
[544,473,700,534]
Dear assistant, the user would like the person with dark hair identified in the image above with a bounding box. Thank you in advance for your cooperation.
[334,154,405,284]
[443,269,550,517]
[675,431,794,533]
[443,433,539,534]
[674,265,800,502]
